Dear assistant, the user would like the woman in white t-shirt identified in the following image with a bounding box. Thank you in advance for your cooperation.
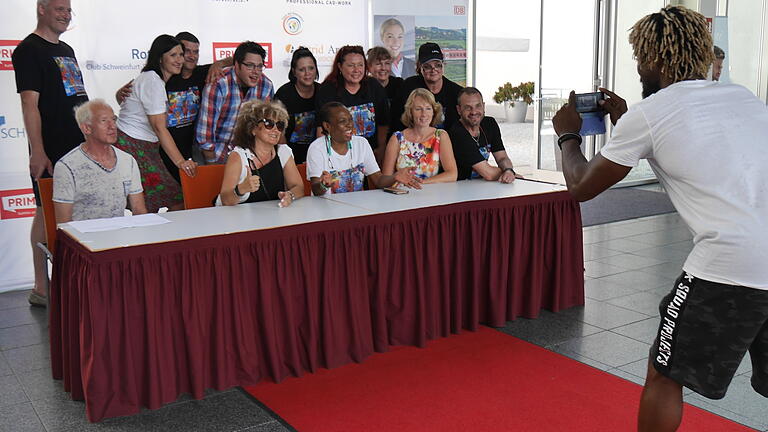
[217,100,304,207]
[115,34,198,212]
[306,102,419,195]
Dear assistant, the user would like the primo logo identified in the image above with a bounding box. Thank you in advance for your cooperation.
[0,116,27,140]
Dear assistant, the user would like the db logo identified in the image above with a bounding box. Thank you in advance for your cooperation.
[454,5,466,15]
[0,40,22,71]
[213,42,272,69]
[0,189,36,220]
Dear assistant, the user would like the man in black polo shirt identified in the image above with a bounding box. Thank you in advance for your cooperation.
[12,0,89,307]
[390,42,463,134]
[449,87,518,182]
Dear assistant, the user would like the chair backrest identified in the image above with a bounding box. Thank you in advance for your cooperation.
[295,162,312,197]
[180,164,226,209]
[37,178,57,252]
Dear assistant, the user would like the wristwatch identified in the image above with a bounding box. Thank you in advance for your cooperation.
[503,167,517,176]
[234,184,245,197]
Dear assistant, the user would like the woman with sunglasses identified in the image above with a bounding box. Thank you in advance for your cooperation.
[315,45,390,164]
[306,102,420,195]
[217,100,304,207]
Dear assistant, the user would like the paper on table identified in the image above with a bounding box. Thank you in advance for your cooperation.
[67,213,171,233]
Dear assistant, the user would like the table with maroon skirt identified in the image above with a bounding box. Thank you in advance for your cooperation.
[49,180,584,422]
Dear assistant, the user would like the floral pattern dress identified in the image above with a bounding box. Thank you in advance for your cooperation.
[394,130,442,180]
[115,130,183,212]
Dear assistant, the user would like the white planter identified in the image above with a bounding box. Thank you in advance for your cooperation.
[504,101,528,123]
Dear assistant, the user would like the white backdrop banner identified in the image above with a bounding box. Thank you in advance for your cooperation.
[0,0,468,292]
[0,0,369,292]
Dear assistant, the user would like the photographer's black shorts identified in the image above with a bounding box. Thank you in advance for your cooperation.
[650,272,768,399]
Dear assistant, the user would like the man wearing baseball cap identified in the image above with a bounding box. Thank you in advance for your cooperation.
[390,42,463,134]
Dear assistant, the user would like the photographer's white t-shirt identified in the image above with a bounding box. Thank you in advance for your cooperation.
[600,80,768,289]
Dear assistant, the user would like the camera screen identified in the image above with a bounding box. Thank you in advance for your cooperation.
[575,92,604,113]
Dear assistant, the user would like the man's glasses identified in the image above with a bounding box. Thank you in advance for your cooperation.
[259,118,286,132]
[421,62,444,72]
[241,62,265,71]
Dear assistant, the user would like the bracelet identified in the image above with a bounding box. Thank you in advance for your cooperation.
[557,132,583,150]
[287,190,296,200]
[234,184,245,197]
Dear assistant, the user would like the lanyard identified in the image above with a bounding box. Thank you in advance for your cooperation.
[325,135,354,172]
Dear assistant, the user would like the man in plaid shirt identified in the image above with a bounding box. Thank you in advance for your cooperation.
[196,41,274,164]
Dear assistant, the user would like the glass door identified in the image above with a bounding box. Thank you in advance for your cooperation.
[600,0,668,186]
[532,0,601,183]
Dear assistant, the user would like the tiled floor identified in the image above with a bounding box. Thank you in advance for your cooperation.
[2,210,768,431]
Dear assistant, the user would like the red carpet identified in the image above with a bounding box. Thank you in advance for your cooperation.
[243,327,755,431]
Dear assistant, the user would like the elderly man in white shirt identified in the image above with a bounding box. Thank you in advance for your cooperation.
[53,99,147,223]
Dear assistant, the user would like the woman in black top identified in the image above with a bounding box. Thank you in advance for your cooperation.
[366,46,403,112]
[315,45,390,163]
[274,47,320,164]
[217,100,304,207]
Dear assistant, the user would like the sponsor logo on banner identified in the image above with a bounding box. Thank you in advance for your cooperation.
[283,13,304,35]
[0,189,36,220]
[85,48,145,72]
[0,115,26,140]
[284,43,338,67]
[0,40,22,71]
[213,42,272,68]
[454,5,466,15]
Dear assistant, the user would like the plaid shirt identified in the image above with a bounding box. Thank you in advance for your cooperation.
[195,67,274,164]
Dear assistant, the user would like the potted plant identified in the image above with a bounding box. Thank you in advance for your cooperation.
[493,81,534,123]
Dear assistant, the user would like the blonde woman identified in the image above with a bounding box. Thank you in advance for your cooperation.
[217,100,304,207]
[382,88,457,183]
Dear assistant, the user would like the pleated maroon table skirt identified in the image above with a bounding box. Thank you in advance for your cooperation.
[49,191,584,422]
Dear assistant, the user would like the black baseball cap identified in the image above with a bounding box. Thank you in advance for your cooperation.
[418,43,443,64]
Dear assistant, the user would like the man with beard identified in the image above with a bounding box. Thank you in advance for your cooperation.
[449,87,518,182]
[196,41,274,164]
[553,6,768,431]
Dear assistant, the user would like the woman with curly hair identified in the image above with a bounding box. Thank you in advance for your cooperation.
[217,100,304,207]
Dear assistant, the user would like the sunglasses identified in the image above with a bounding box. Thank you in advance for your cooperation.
[258,118,286,132]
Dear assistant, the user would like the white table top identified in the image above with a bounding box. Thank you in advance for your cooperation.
[322,179,565,214]
[59,179,567,252]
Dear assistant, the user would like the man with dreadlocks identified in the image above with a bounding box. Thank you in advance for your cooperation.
[553,5,768,431]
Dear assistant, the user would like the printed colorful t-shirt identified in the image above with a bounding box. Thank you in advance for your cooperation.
[315,79,389,150]
[306,135,380,194]
[275,82,320,164]
[12,33,88,167]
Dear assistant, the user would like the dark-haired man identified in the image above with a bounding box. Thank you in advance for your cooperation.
[390,42,462,134]
[449,87,518,182]
[196,41,274,164]
[553,6,768,431]
[12,0,89,307]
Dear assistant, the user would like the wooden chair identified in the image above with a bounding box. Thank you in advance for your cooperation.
[180,164,226,209]
[295,162,312,197]
[37,178,57,256]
